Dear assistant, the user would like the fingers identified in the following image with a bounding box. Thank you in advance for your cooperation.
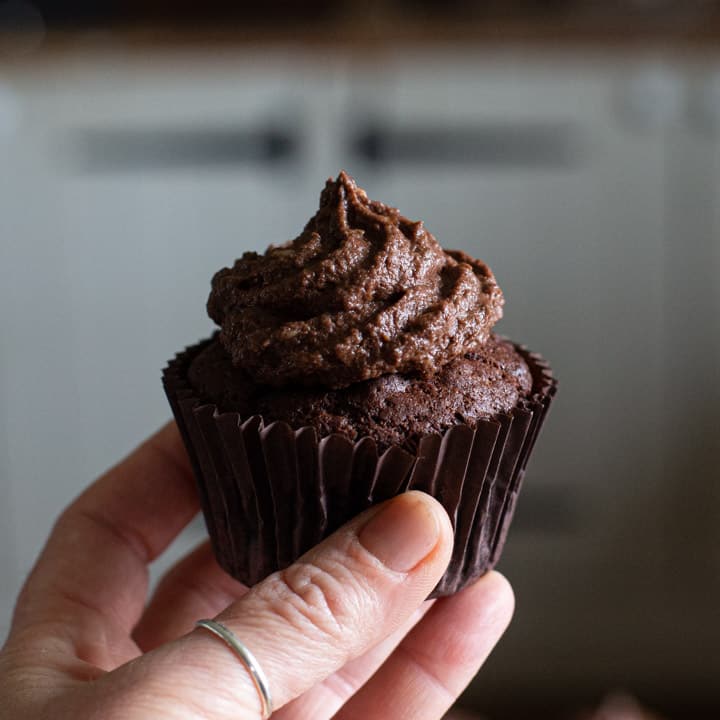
[334,571,515,720]
[133,542,249,652]
[11,422,199,664]
[101,491,453,718]
[272,601,434,720]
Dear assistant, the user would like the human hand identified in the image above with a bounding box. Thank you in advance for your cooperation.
[0,422,514,720]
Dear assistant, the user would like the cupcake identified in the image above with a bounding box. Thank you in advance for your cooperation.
[163,171,556,597]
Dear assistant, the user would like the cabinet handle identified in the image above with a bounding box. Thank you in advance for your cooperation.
[352,122,579,168]
[66,126,300,171]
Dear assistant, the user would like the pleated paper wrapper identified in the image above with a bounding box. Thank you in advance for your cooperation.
[163,339,557,597]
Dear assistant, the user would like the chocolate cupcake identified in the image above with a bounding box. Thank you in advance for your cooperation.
[163,172,556,596]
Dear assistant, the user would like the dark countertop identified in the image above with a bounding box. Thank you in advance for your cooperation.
[6,3,720,61]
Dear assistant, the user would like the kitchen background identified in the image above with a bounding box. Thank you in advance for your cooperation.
[1,2,719,718]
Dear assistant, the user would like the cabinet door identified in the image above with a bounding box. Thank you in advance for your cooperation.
[0,76,26,636]
[664,76,720,603]
[0,53,333,636]
[348,53,671,696]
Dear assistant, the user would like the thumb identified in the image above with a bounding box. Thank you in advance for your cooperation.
[96,491,453,719]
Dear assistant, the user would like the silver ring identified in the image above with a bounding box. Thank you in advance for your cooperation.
[195,619,273,719]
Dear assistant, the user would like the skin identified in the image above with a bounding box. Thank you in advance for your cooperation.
[0,422,514,720]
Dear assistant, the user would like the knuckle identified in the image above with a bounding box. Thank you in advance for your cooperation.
[257,544,381,646]
[272,561,351,640]
[397,645,458,704]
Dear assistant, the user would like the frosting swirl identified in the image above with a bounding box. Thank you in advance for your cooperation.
[208,171,504,389]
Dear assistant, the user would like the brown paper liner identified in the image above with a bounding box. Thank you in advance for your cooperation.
[163,338,557,598]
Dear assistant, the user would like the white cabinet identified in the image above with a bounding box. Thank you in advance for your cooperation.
[352,53,667,542]
[0,54,344,638]
[345,55,680,701]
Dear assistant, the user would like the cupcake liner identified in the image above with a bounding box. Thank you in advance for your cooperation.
[163,340,557,598]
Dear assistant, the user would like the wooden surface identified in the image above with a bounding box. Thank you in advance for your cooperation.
[7,7,720,62]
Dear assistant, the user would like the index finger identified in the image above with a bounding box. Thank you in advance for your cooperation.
[106,492,454,718]
[10,422,200,658]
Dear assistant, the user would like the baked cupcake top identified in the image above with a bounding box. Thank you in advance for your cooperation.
[188,334,532,452]
[207,171,504,389]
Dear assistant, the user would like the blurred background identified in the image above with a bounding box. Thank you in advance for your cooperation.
[1,1,719,718]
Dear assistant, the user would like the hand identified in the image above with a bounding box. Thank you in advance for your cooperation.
[0,422,514,720]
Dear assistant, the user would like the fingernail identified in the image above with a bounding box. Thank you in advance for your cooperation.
[358,492,441,572]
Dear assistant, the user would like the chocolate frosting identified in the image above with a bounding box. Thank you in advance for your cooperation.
[208,171,504,389]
